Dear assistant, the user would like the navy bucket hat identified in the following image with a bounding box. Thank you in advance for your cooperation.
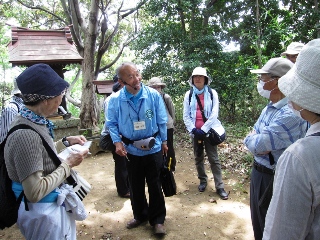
[16,63,69,102]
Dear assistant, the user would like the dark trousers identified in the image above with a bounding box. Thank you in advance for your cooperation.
[167,128,176,171]
[192,137,224,189]
[126,151,166,225]
[112,151,130,196]
[250,167,274,240]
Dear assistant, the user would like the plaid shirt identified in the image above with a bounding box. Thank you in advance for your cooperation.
[0,96,24,143]
[244,98,308,169]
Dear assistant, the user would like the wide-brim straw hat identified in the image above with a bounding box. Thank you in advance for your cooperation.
[147,77,166,88]
[278,39,320,114]
[281,42,305,56]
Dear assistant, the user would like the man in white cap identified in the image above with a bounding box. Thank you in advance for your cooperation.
[0,78,24,143]
[263,39,320,239]
[281,42,305,63]
[183,67,228,200]
[245,58,308,240]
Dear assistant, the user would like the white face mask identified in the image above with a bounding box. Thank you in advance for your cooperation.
[257,81,272,99]
[288,100,304,118]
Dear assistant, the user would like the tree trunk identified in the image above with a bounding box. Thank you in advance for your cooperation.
[315,0,320,38]
[79,0,99,129]
[255,0,262,67]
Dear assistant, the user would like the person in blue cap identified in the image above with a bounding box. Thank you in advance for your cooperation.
[4,63,89,239]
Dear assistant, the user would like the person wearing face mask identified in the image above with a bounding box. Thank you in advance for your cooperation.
[263,39,320,240]
[244,58,308,240]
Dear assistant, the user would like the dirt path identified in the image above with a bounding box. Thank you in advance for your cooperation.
[0,146,254,240]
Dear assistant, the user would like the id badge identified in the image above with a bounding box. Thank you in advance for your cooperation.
[133,121,146,130]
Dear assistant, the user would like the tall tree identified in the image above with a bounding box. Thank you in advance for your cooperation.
[1,0,147,129]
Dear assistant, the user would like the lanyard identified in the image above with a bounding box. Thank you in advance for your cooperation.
[127,99,144,121]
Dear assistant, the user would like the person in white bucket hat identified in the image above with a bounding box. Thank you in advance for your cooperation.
[245,57,308,240]
[183,67,228,200]
[281,42,305,63]
[263,39,320,239]
[0,78,24,143]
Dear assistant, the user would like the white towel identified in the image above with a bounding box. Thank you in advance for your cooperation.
[57,184,88,221]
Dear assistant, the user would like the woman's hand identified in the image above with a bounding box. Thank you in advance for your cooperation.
[66,135,87,146]
[64,149,89,168]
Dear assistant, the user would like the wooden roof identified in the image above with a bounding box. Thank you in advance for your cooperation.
[93,80,114,95]
[8,26,83,67]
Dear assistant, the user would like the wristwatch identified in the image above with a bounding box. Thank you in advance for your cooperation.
[162,141,167,145]
[62,136,70,147]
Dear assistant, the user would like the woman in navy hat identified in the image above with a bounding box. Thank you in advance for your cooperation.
[4,63,89,239]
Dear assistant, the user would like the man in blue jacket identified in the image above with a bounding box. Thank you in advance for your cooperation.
[106,62,168,236]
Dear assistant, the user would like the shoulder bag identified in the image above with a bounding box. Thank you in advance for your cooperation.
[160,155,176,197]
[195,94,226,145]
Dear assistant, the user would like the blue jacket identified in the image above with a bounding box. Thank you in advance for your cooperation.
[106,84,167,156]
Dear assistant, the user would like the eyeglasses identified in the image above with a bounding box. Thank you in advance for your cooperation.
[61,89,67,96]
[286,54,298,60]
[126,71,141,80]
[151,86,162,89]
[258,74,277,83]
[193,75,204,79]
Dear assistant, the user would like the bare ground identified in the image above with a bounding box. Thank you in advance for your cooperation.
[0,135,254,240]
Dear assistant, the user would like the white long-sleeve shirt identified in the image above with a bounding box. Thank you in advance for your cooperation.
[263,121,320,240]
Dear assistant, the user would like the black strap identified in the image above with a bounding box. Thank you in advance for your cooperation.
[268,152,275,166]
[189,87,213,105]
[195,94,207,123]
[309,132,320,137]
[6,124,76,187]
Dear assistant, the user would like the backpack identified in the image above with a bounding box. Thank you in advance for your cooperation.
[0,124,32,230]
[188,87,214,105]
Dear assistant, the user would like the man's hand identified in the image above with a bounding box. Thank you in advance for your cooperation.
[115,142,127,156]
[162,143,168,155]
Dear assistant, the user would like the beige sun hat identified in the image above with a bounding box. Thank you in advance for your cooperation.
[188,67,212,86]
[281,42,305,56]
[250,57,293,77]
[278,39,320,114]
[147,77,166,88]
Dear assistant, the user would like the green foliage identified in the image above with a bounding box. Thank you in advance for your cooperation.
[1,0,320,130]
